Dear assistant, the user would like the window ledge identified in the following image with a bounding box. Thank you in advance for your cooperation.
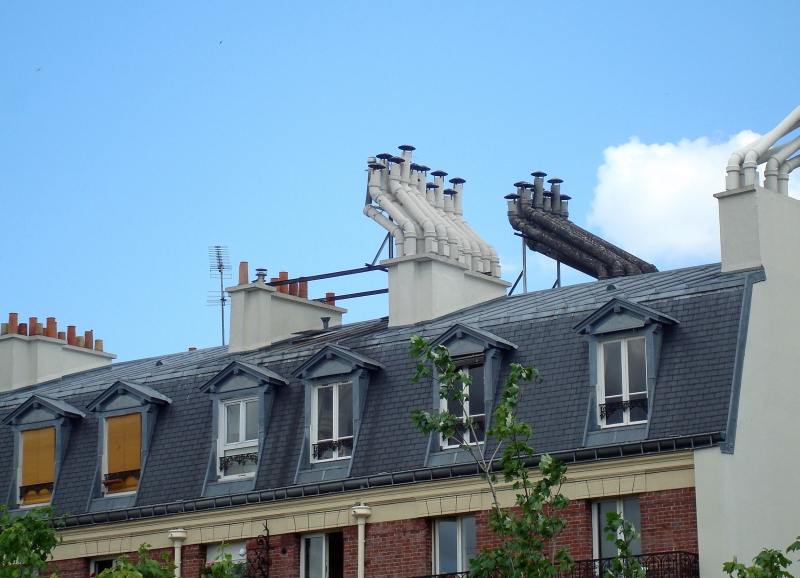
[427,447,482,467]
[203,478,255,497]
[584,424,647,448]
[296,459,350,485]
[88,494,136,512]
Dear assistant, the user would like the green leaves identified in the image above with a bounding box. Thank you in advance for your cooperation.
[723,536,800,578]
[409,335,573,578]
[600,512,645,578]
[96,543,177,578]
[0,506,63,578]
[200,542,246,578]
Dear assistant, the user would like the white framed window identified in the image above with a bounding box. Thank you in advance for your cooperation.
[593,497,642,559]
[101,413,141,496]
[441,360,485,448]
[310,381,353,462]
[301,532,344,578]
[597,337,648,427]
[218,397,259,478]
[91,556,118,574]
[433,516,476,574]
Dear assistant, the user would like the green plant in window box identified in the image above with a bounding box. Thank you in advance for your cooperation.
[410,335,573,578]
[0,505,63,578]
[199,543,246,578]
[95,544,176,578]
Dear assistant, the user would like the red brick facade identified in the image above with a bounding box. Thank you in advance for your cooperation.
[640,487,698,553]
[49,487,698,578]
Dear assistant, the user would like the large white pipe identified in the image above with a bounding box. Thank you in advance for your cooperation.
[433,173,468,262]
[451,180,500,276]
[368,165,418,256]
[167,528,187,577]
[764,135,800,193]
[351,504,372,578]
[442,191,481,269]
[389,160,438,254]
[779,155,800,196]
[405,166,449,255]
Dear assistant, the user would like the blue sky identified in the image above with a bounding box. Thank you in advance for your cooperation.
[2,2,799,361]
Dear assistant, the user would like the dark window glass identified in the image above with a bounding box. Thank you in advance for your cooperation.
[303,536,324,578]
[623,498,642,556]
[627,338,647,394]
[468,365,485,416]
[598,500,619,559]
[603,342,622,397]
[226,403,240,444]
[245,400,259,441]
[328,532,344,578]
[437,518,458,573]
[317,387,333,441]
[338,383,353,438]
[461,516,477,564]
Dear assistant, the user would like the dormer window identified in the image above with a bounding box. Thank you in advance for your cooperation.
[219,397,259,477]
[574,298,677,446]
[292,344,382,484]
[442,357,485,447]
[2,394,84,510]
[598,337,647,427]
[311,380,353,461]
[199,361,287,496]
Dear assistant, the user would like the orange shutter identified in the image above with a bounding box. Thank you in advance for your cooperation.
[21,426,55,505]
[106,413,141,493]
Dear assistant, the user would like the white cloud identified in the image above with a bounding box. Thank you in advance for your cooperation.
[587,131,800,269]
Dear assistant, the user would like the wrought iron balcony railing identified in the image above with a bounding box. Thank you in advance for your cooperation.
[416,552,699,578]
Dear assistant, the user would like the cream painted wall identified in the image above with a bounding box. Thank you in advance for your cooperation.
[696,186,800,576]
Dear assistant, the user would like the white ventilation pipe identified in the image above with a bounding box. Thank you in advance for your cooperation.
[451,180,500,276]
[433,173,471,264]
[727,105,800,190]
[367,165,418,256]
[388,160,439,254]
[363,205,405,255]
[351,503,372,578]
[405,166,449,255]
[167,528,187,577]
[764,134,800,193]
[779,155,800,196]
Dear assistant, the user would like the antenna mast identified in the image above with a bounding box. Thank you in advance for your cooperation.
[208,246,231,346]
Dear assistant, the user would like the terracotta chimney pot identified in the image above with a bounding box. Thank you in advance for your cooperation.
[67,326,76,346]
[1,323,7,335]
[299,281,308,299]
[28,317,37,336]
[34,323,44,336]
[188,347,197,351]
[95,339,103,352]
[18,323,28,336]
[238,262,249,285]
[85,330,94,349]
[8,313,18,334]
[289,282,299,297]
[57,331,66,340]
[325,292,336,306]
[76,336,85,348]
[278,272,289,294]
[45,318,57,338]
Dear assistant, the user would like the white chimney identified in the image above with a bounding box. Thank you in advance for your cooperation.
[227,264,346,354]
[0,314,115,392]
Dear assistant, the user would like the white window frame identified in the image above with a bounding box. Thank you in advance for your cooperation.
[433,516,476,574]
[592,497,642,559]
[310,381,353,463]
[440,361,485,449]
[596,336,648,428]
[217,397,259,480]
[101,414,140,497]
[300,532,343,578]
[91,556,119,574]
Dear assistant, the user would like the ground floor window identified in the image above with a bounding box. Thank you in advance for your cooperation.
[301,531,343,578]
[434,516,476,574]
[91,557,118,574]
[595,497,641,558]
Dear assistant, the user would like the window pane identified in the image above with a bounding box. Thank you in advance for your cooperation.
[328,532,344,578]
[245,400,259,441]
[437,519,458,573]
[447,382,464,418]
[304,536,324,578]
[627,338,647,394]
[623,498,642,556]
[317,387,334,441]
[604,395,624,426]
[222,446,257,476]
[603,342,622,397]
[598,501,619,559]
[460,516,477,570]
[468,365,485,416]
[471,415,485,443]
[337,383,353,438]
[628,393,648,422]
[226,403,240,444]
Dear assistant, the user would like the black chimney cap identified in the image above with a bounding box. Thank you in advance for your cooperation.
[431,170,448,177]
[443,188,457,195]
[547,178,564,184]
[398,144,416,151]
[409,163,423,171]
[368,163,386,170]
[417,164,430,172]
[513,181,531,188]
[449,177,466,184]
[559,194,572,200]
[376,152,393,160]
[542,191,553,197]
[389,156,405,164]
[504,193,520,200]
[531,171,548,178]
[426,182,439,189]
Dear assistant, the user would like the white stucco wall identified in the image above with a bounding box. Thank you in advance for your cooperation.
[696,186,800,576]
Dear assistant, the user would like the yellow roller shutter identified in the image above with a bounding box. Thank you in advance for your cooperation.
[105,413,141,493]
[21,426,55,505]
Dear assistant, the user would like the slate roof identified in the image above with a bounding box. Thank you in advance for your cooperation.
[0,263,750,523]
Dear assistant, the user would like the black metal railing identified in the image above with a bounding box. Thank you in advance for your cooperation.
[416,552,699,578]
[220,452,259,472]
[101,469,141,486]
[599,398,648,419]
[312,437,353,459]
[562,551,699,578]
[19,481,54,499]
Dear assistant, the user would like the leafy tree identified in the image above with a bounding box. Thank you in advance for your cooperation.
[724,537,800,578]
[600,512,644,578]
[410,335,573,578]
[0,505,63,578]
[96,544,176,578]
[200,542,246,578]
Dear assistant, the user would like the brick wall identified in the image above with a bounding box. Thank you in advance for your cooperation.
[259,532,300,578]
[364,518,431,578]
[50,556,89,578]
[640,487,698,553]
[181,544,207,578]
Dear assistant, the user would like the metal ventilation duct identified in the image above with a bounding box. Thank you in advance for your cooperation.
[506,174,657,280]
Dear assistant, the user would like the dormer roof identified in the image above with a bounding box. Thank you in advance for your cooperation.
[200,360,288,394]
[573,298,679,336]
[432,323,517,352]
[291,344,383,380]
[2,394,85,426]
[87,380,172,412]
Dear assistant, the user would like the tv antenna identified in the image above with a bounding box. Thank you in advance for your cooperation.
[208,246,231,346]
